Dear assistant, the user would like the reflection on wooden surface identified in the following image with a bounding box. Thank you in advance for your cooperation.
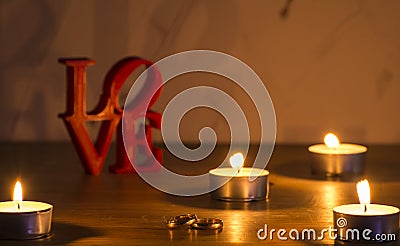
[0,143,398,245]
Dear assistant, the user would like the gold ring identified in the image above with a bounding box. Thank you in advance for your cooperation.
[166,214,197,229]
[191,218,223,230]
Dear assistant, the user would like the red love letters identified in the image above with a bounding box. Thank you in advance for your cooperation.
[58,57,162,175]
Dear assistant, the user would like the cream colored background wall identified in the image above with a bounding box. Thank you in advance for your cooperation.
[1,0,399,144]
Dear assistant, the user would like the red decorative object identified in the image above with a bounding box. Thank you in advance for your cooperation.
[58,57,162,175]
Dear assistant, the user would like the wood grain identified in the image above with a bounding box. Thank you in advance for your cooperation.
[0,143,399,245]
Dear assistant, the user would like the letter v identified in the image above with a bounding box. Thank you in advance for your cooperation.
[58,57,156,175]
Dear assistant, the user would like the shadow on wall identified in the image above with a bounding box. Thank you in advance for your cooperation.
[142,0,238,57]
[0,0,65,140]
[0,0,64,68]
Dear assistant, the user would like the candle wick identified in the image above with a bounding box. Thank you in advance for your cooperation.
[17,202,21,210]
[235,168,240,174]
[364,204,367,213]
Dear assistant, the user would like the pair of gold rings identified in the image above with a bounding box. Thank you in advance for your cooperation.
[166,214,223,230]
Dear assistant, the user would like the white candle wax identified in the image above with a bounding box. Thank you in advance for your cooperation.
[308,137,367,177]
[308,143,367,155]
[209,167,269,177]
[0,201,52,213]
[334,204,399,216]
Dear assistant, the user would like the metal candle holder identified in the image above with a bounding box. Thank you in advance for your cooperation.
[209,168,269,202]
[308,143,367,177]
[0,201,53,240]
[333,204,399,242]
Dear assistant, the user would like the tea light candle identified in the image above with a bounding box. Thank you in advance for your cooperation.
[333,180,399,242]
[308,133,367,177]
[0,181,53,239]
[209,153,269,201]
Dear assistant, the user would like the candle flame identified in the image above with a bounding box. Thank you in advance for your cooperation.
[324,133,340,148]
[230,152,244,170]
[13,181,23,202]
[356,179,370,206]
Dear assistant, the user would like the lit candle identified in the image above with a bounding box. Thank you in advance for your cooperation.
[333,179,399,242]
[209,152,269,201]
[0,180,53,239]
[308,133,367,177]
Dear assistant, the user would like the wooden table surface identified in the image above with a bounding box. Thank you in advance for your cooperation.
[0,142,399,245]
